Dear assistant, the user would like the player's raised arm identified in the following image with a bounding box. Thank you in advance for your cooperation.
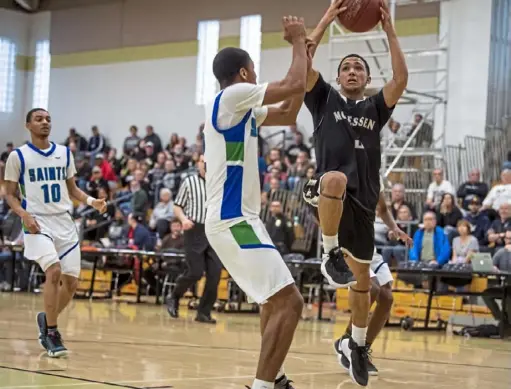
[260,16,308,106]
[380,0,408,108]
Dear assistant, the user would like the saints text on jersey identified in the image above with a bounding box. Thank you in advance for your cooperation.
[333,110,376,131]
[28,166,69,183]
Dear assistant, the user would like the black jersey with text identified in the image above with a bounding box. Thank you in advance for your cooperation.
[304,73,393,213]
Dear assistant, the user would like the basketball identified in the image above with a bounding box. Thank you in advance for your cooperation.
[337,0,382,33]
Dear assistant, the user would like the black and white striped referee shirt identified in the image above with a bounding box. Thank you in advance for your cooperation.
[174,174,207,224]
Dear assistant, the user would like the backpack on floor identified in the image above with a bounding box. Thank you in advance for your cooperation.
[454,324,499,338]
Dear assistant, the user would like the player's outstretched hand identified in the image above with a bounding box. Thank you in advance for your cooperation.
[283,16,306,44]
[92,198,107,214]
[380,0,393,33]
[389,227,413,247]
[22,213,40,234]
[322,0,348,24]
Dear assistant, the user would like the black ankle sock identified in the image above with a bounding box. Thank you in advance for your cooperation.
[47,325,57,335]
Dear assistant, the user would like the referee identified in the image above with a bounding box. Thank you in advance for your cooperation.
[166,154,221,323]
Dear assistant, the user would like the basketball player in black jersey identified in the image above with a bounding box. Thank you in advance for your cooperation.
[301,0,408,386]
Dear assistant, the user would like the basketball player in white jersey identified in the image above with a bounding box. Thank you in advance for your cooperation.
[334,177,412,375]
[4,108,106,357]
[204,17,312,389]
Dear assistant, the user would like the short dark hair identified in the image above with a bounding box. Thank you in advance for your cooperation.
[213,47,251,86]
[338,54,370,76]
[26,108,48,123]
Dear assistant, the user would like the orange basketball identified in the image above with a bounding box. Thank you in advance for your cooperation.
[337,0,382,33]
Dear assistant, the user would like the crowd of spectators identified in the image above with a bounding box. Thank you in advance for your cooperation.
[0,117,510,293]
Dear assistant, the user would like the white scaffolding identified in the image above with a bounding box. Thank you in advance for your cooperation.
[327,0,451,196]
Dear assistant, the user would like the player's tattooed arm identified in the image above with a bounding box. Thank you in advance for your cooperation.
[66,178,107,213]
[380,0,408,108]
[4,181,41,233]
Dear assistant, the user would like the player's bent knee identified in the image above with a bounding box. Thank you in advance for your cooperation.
[61,274,79,292]
[268,284,303,316]
[45,263,62,285]
[320,171,347,196]
[379,284,394,309]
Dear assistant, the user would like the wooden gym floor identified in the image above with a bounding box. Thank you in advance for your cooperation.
[0,293,510,389]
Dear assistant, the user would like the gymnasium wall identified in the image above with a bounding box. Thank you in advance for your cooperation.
[44,0,440,149]
[0,9,29,146]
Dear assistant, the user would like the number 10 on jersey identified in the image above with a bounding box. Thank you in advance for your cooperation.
[41,184,61,203]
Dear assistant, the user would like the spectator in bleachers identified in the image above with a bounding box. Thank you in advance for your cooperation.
[285,131,310,165]
[173,146,191,172]
[456,168,489,211]
[120,158,137,187]
[483,229,511,325]
[408,211,451,266]
[149,188,174,237]
[87,126,106,161]
[436,193,463,237]
[123,126,141,157]
[266,148,282,169]
[127,213,155,251]
[107,148,122,176]
[264,169,286,192]
[482,169,511,211]
[464,195,491,246]
[426,168,455,209]
[64,128,88,152]
[134,168,151,196]
[144,125,162,154]
[161,159,181,198]
[83,187,115,241]
[382,204,417,264]
[188,134,204,155]
[143,141,157,165]
[74,155,91,190]
[390,183,417,219]
[450,219,479,264]
[412,113,433,148]
[160,218,184,251]
[108,209,128,246]
[86,166,108,198]
[127,179,149,217]
[287,151,311,190]
[94,154,117,190]
[0,142,13,163]
[261,177,285,206]
[487,201,511,251]
[166,133,180,153]
[265,201,295,255]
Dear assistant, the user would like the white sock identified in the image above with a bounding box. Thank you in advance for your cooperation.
[322,234,338,253]
[276,366,285,380]
[252,378,274,389]
[351,324,367,347]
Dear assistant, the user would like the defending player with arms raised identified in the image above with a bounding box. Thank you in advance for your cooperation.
[4,109,107,357]
[204,16,313,389]
[301,0,408,386]
[335,177,413,376]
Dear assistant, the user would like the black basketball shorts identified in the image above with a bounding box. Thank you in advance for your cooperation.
[302,175,375,263]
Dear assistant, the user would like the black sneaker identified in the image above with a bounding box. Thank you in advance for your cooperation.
[333,333,350,372]
[275,374,295,389]
[45,331,68,358]
[194,312,216,324]
[321,247,356,288]
[36,312,48,350]
[340,337,369,387]
[166,297,179,319]
[367,352,378,376]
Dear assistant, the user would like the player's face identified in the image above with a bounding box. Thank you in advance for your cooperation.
[27,110,51,138]
[241,60,257,85]
[337,58,370,93]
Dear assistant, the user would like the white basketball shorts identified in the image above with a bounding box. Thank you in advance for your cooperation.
[23,212,81,278]
[206,218,295,305]
[369,251,393,286]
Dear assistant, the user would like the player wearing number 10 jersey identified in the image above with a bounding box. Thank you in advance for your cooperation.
[4,108,107,358]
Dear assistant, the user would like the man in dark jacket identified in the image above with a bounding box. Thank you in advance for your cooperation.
[265,201,295,255]
[464,195,490,246]
[457,169,489,210]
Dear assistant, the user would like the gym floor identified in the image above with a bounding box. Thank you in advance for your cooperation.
[0,293,510,389]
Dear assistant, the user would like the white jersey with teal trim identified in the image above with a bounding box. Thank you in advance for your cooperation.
[4,142,76,215]
[204,82,269,233]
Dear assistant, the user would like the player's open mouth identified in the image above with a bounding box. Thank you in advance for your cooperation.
[348,79,357,84]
